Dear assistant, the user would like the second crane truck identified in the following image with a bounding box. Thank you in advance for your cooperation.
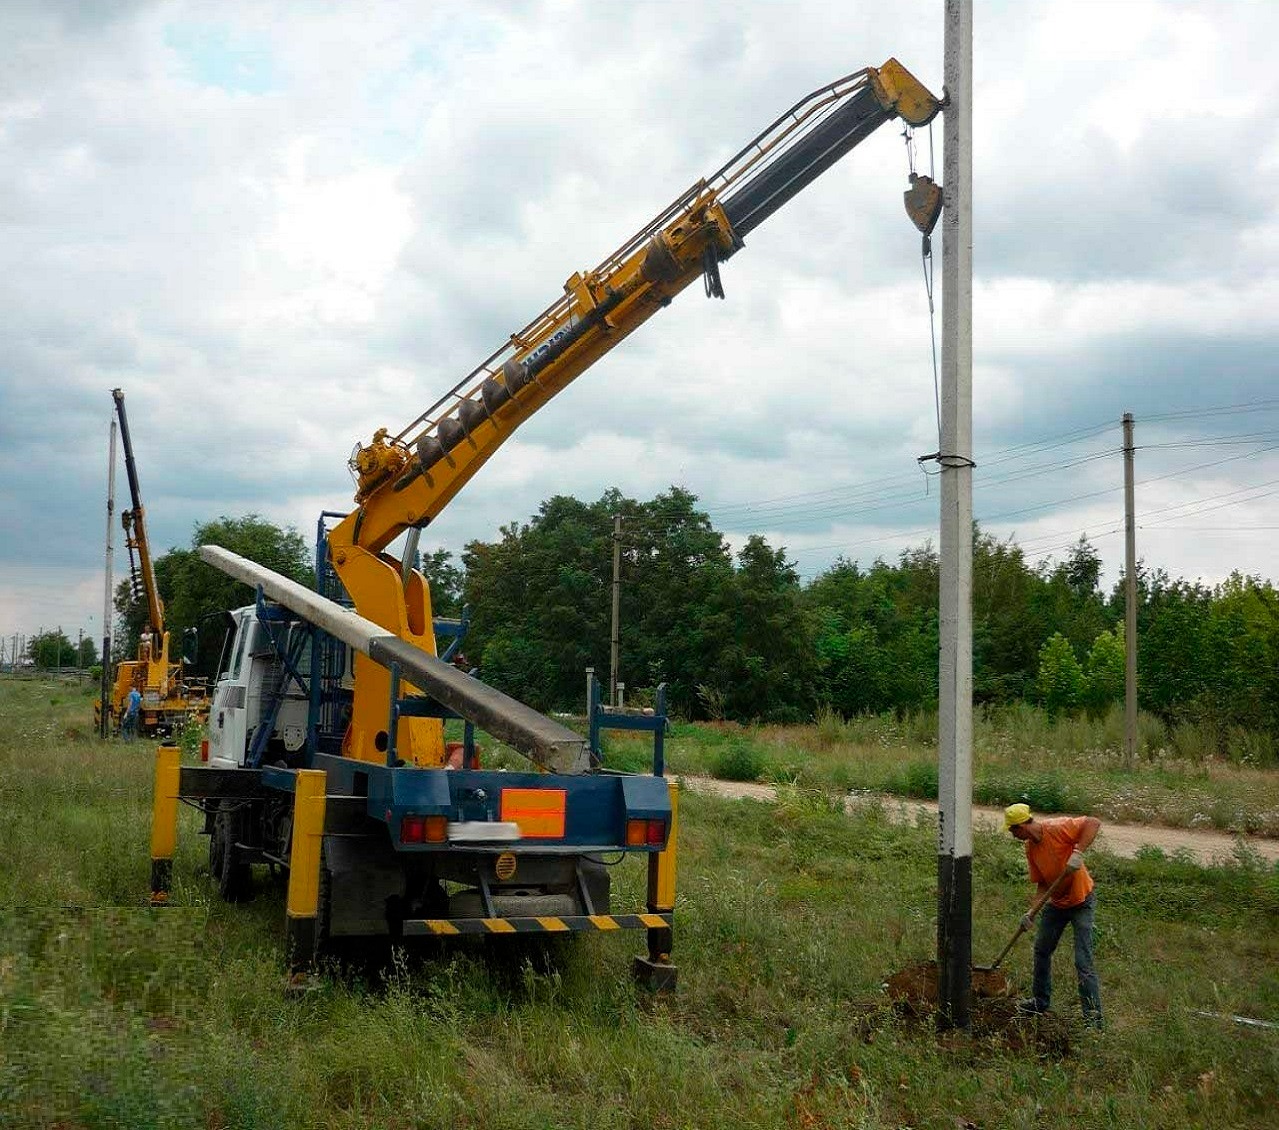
[150,60,942,983]
[98,388,208,737]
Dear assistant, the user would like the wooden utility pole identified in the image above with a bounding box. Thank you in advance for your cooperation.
[610,514,622,706]
[937,0,974,1032]
[1123,412,1137,767]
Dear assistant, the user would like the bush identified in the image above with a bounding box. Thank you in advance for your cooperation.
[1224,726,1276,768]
[710,738,767,782]
[1036,632,1084,716]
[974,769,1077,814]
[886,759,939,800]
[1169,719,1220,763]
[813,704,849,747]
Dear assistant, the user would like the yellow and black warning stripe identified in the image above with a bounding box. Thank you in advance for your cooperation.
[403,912,673,937]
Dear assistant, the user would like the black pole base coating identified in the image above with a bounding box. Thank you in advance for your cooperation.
[936,852,972,1031]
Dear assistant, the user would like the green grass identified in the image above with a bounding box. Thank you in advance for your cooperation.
[2,679,1278,1128]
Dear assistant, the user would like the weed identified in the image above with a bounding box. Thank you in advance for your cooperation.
[886,759,939,800]
[710,738,767,782]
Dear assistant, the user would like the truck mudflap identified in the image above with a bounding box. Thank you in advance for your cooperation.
[404,912,673,936]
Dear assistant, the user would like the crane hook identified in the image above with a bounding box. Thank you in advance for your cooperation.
[904,172,942,237]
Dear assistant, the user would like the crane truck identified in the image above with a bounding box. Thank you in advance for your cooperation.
[97,389,208,737]
[149,60,942,984]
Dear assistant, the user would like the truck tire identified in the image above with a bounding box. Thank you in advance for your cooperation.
[213,808,252,902]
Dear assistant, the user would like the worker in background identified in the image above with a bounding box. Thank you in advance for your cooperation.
[1004,803,1104,1029]
[122,686,142,741]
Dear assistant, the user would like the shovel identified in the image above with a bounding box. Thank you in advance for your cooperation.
[974,867,1073,974]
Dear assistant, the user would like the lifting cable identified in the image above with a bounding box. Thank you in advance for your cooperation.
[906,121,971,489]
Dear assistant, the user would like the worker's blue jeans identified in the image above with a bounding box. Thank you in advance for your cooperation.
[1032,890,1103,1027]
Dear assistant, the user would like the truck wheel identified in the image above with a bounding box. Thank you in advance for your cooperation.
[213,809,252,902]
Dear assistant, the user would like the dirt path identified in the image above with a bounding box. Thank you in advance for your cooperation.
[683,777,1279,867]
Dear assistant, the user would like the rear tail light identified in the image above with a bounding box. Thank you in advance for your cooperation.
[200,739,209,763]
[401,814,449,844]
[626,818,667,846]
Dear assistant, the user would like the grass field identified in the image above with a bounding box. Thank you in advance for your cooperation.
[2,678,1278,1128]
[591,705,1279,837]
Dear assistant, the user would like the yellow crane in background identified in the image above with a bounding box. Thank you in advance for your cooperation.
[96,389,208,736]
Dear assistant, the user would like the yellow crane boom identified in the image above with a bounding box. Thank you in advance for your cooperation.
[326,59,941,767]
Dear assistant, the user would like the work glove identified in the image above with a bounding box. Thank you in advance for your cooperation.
[1065,849,1085,872]
[1020,913,1035,933]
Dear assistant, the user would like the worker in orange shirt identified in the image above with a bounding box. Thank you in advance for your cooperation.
[1004,803,1104,1028]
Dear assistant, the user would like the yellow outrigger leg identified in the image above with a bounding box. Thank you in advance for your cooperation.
[149,744,181,905]
[636,779,679,990]
[285,769,328,969]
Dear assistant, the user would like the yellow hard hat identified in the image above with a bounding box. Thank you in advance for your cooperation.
[1004,802,1032,831]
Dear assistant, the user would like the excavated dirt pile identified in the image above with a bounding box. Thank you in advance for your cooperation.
[884,961,1072,1056]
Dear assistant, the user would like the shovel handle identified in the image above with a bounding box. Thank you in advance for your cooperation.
[1027,866,1074,919]
[985,867,1074,972]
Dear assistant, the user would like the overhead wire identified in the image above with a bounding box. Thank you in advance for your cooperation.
[473,403,1279,578]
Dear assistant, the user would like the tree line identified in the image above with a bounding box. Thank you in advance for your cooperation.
[116,492,1279,748]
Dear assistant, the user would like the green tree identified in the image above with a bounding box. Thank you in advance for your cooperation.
[1036,632,1084,717]
[1084,623,1125,716]
[973,529,1049,703]
[27,629,77,669]
[76,635,99,667]
[618,487,735,717]
[115,515,313,676]
[418,547,463,618]
[706,535,816,723]
[463,493,613,711]
[805,553,938,716]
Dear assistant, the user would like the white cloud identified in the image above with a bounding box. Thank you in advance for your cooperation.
[3,0,1279,640]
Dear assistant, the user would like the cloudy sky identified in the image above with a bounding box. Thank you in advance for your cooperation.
[3,0,1279,645]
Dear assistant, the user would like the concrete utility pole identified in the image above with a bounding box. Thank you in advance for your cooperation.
[101,415,118,737]
[610,513,622,707]
[1123,412,1138,768]
[937,0,974,1032]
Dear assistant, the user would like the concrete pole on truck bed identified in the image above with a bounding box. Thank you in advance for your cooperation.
[937,0,974,1032]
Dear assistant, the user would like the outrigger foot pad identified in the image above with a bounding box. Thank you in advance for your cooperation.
[633,955,678,992]
[149,860,172,906]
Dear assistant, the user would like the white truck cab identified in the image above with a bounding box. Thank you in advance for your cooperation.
[206,607,315,770]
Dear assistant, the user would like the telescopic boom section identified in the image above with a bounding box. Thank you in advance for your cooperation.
[112,388,164,637]
[331,59,939,559]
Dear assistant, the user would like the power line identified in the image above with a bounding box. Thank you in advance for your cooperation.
[1142,397,1279,423]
